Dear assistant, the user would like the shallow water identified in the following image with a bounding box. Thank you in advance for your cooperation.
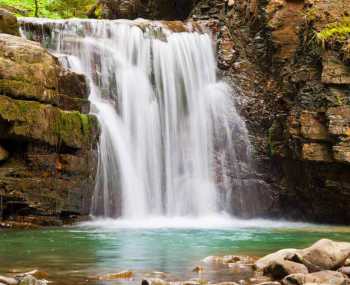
[1,217,350,285]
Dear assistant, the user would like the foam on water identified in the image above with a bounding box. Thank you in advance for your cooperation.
[79,215,313,230]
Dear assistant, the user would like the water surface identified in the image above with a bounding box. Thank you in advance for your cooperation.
[1,217,350,285]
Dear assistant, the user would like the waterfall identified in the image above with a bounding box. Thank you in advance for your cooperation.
[19,18,252,219]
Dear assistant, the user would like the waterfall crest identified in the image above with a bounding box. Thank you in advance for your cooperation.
[20,19,252,219]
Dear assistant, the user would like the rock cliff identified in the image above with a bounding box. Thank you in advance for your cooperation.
[0,11,98,227]
[214,0,350,223]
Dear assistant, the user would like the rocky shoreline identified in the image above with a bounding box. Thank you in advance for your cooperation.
[1,239,350,285]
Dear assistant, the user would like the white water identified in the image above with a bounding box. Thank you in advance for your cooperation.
[20,19,252,220]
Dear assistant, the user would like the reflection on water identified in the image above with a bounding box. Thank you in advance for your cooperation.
[1,218,350,285]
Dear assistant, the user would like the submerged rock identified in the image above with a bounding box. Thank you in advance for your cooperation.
[97,271,134,280]
[142,278,169,285]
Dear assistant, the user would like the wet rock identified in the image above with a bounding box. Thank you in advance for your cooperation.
[263,260,308,280]
[256,282,281,285]
[0,144,9,162]
[282,271,348,285]
[0,34,90,113]
[0,8,19,36]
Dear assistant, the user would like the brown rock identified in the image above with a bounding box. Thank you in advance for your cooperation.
[263,260,308,280]
[338,266,350,276]
[97,271,133,280]
[322,52,350,85]
[0,34,90,113]
[298,239,350,271]
[283,271,348,285]
[300,111,329,141]
[0,8,19,36]
[333,142,350,164]
[301,143,332,162]
[327,106,350,137]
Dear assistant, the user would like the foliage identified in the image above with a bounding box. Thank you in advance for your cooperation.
[316,17,350,48]
[0,0,96,18]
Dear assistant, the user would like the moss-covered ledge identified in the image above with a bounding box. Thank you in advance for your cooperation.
[0,95,98,150]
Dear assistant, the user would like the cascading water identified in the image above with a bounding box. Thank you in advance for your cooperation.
[20,18,253,220]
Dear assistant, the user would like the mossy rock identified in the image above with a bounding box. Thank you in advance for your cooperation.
[0,95,98,150]
[0,8,19,36]
[0,33,90,112]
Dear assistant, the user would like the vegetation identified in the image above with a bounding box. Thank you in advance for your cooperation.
[0,0,97,18]
[316,17,350,48]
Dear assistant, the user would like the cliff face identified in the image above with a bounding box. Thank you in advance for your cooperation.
[214,0,350,223]
[0,11,99,228]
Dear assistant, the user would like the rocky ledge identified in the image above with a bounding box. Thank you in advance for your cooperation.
[0,10,99,228]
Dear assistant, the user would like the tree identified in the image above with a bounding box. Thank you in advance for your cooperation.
[47,0,96,18]
[34,0,39,17]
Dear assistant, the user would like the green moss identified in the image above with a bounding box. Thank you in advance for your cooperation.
[79,114,90,135]
[316,17,350,48]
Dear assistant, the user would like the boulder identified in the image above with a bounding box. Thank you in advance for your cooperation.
[263,260,308,280]
[0,34,90,113]
[298,239,350,271]
[256,249,299,271]
[0,8,19,36]
[282,271,348,285]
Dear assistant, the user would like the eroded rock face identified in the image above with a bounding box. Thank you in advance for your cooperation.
[217,0,350,223]
[0,26,98,227]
